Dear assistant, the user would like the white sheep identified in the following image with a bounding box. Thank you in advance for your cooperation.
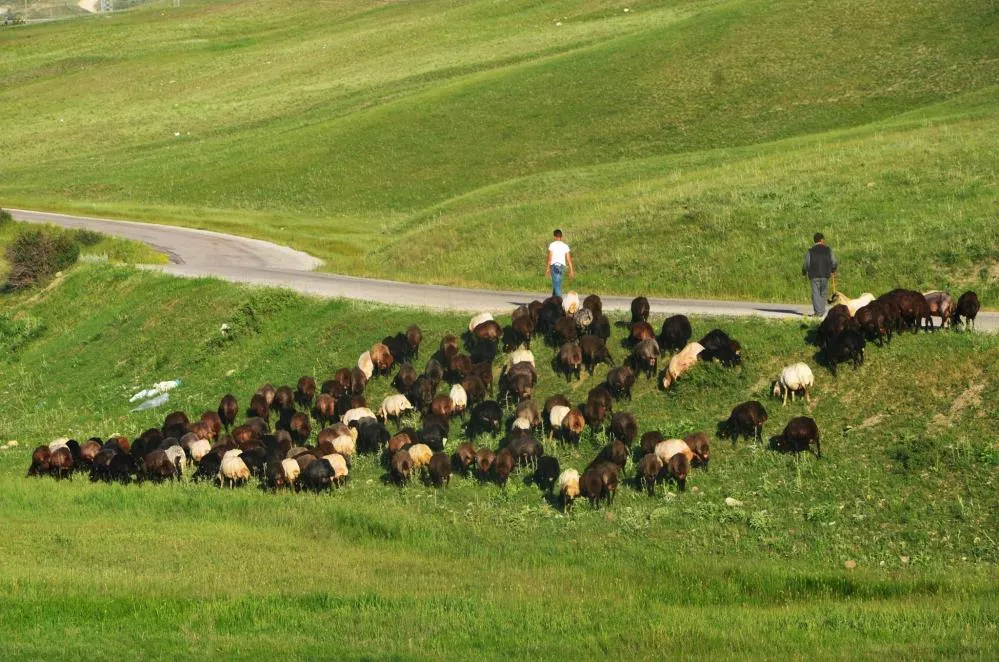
[654,439,693,464]
[449,384,468,415]
[342,407,377,427]
[408,443,433,470]
[280,458,301,485]
[468,312,494,332]
[548,405,571,431]
[356,351,374,380]
[558,469,580,508]
[189,439,212,463]
[163,446,185,470]
[219,454,250,488]
[330,422,358,442]
[772,362,815,405]
[506,349,536,368]
[828,291,875,317]
[48,438,69,452]
[323,453,349,483]
[661,342,705,389]
[511,416,532,431]
[378,394,414,422]
[222,448,243,460]
[331,431,356,458]
[562,291,581,314]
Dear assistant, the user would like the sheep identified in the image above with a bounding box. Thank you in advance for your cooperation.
[331,430,357,458]
[556,343,583,381]
[658,315,692,354]
[828,291,875,317]
[475,447,496,479]
[953,291,980,331]
[816,305,859,347]
[355,351,375,381]
[314,393,336,427]
[200,411,223,441]
[500,362,536,402]
[771,417,822,459]
[472,320,502,348]
[824,330,865,376]
[162,412,190,440]
[289,412,312,444]
[665,454,690,492]
[683,432,711,468]
[507,433,543,468]
[390,449,413,484]
[356,419,391,454]
[584,393,611,432]
[28,445,51,477]
[515,399,542,429]
[630,338,660,379]
[628,321,656,346]
[468,313,494,333]
[631,296,650,323]
[572,307,593,333]
[720,401,768,442]
[640,430,664,455]
[301,457,334,492]
[609,412,639,446]
[419,419,448,452]
[590,313,611,340]
[494,447,515,485]
[448,384,468,418]
[323,453,349,485]
[605,366,636,401]
[408,443,433,472]
[506,314,535,351]
[460,376,486,408]
[48,437,69,453]
[163,445,185,474]
[470,361,494,396]
[431,394,456,420]
[772,362,815,405]
[855,302,893,346]
[281,458,301,486]
[142,450,179,483]
[295,376,317,409]
[561,408,586,445]
[637,453,663,496]
[428,452,451,487]
[378,394,414,424]
[699,329,742,365]
[511,416,532,432]
[79,439,102,468]
[534,456,560,492]
[594,440,628,469]
[923,291,955,328]
[552,316,578,346]
[48,446,74,480]
[557,469,581,511]
[440,334,460,362]
[454,442,477,474]
[249,393,270,422]
[273,386,295,412]
[447,353,473,383]
[217,394,238,432]
[257,383,277,408]
[654,439,693,465]
[506,349,535,368]
[881,289,933,332]
[219,454,250,488]
[582,294,602,317]
[469,400,503,438]
[394,364,418,394]
[580,463,617,507]
[580,335,614,374]
[406,324,423,358]
[343,407,377,427]
[562,291,581,314]
[548,405,571,433]
[661,342,704,389]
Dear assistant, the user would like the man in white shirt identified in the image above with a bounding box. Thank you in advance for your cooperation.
[545,229,575,297]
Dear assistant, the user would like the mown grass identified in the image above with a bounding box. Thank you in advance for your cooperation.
[0,265,997,657]
[1,0,997,301]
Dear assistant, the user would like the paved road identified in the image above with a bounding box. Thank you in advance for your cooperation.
[10,208,995,329]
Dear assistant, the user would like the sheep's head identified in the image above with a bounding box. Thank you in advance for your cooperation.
[771,381,782,398]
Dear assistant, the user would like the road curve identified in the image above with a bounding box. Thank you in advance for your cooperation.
[10,208,996,329]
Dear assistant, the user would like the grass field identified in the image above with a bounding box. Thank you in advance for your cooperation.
[1,264,997,656]
[1,0,997,301]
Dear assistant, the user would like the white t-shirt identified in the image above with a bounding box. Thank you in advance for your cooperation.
[548,240,571,266]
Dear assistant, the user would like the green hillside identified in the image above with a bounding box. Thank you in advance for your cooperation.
[1,0,997,300]
[0,264,997,656]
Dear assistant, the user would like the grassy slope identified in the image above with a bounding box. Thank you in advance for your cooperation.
[1,265,997,657]
[1,0,997,300]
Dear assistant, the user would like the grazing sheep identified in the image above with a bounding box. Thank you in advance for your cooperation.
[188,438,212,464]
[406,324,423,358]
[720,401,768,442]
[580,335,614,374]
[630,338,660,379]
[394,364,419,394]
[817,305,859,348]
[683,432,711,468]
[557,343,583,381]
[640,430,664,455]
[573,307,593,333]
[301,457,334,492]
[628,321,656,347]
[470,362,494,396]
[595,440,628,469]
[460,376,486,408]
[552,316,578,346]
[501,362,536,402]
[548,405,571,434]
[828,291,875,317]
[580,463,617,507]
[408,443,433,472]
[507,433,543,468]
[824,330,865,376]
[494,447,515,485]
[257,383,276,408]
[881,289,933,332]
[289,412,312,444]
[609,412,639,446]
[162,412,190,440]
[314,393,336,427]
[953,291,980,331]
[699,329,742,365]
[454,442,477,474]
[582,294,603,317]
[515,399,542,429]
[249,393,270,422]
[855,302,892,346]
[28,445,51,477]
[506,349,536,368]
[661,342,704,389]
[605,366,636,401]
[558,469,581,511]
[281,458,301,486]
[469,313,495,333]
[637,453,663,496]
[511,416,532,432]
[631,296,650,323]
[562,291,581,315]
[772,417,822,458]
[654,439,693,465]
[342,407,377,427]
[590,313,611,340]
[658,315,692,354]
[447,353,473,384]
[665,454,690,492]
[357,351,375,380]
[323,453,349,485]
[469,400,504,438]
[141,450,178,483]
[534,456,560,492]
[295,376,317,409]
[382,333,412,365]
[274,385,295,412]
[431,394,456,420]
[923,291,955,328]
[561,408,586,445]
[440,334,460,362]
[219,454,250,488]
[390,449,413,485]
[772,362,815,405]
[217,395,238,432]
[200,411,222,441]
[507,314,535,351]
[428,452,452,487]
[475,447,496,479]
[378,394,414,424]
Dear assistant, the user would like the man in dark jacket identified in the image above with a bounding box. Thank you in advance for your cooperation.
[802,233,838,317]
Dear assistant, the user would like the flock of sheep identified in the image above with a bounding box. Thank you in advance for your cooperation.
[26,286,981,509]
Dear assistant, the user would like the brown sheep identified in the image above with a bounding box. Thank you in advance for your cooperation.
[28,445,51,477]
[631,296,650,323]
[454,442,477,474]
[406,324,423,358]
[428,452,452,487]
[289,412,312,444]
[953,291,980,330]
[217,395,238,432]
[628,321,655,346]
[666,454,689,492]
[273,386,295,412]
[431,394,456,419]
[460,375,486,407]
[562,408,586,445]
[257,383,276,408]
[350,368,368,395]
[249,393,270,422]
[333,368,352,391]
[583,294,603,318]
[370,343,394,375]
[475,447,496,480]
[314,393,336,427]
[637,453,663,496]
[494,447,515,485]
[580,334,614,375]
[720,401,768,443]
[640,430,665,455]
[610,412,639,446]
[390,449,413,485]
[606,366,636,401]
[394,364,418,394]
[557,343,583,381]
[771,416,821,459]
[440,334,460,362]
[683,431,711,468]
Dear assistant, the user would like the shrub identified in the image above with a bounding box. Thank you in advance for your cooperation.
[0,311,44,354]
[74,228,103,246]
[5,229,80,290]
[0,208,12,226]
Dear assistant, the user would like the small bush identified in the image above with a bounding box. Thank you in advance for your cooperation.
[0,311,44,354]
[74,228,103,246]
[0,209,12,226]
[5,229,80,290]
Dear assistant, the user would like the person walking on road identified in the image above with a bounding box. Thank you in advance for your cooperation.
[802,232,838,317]
[545,229,575,298]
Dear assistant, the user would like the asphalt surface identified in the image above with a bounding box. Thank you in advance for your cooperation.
[10,208,995,330]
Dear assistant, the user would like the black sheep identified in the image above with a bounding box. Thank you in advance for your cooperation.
[427,452,452,487]
[719,401,768,443]
[771,416,822,458]
[953,291,980,331]
[824,329,865,376]
[218,394,238,432]
[301,458,334,492]
[534,456,560,493]
[658,315,692,354]
[630,296,650,323]
[468,401,503,438]
[605,366,636,401]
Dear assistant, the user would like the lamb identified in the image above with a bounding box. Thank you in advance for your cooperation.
[468,312,494,333]
[219,454,250,488]
[828,291,875,317]
[771,416,822,458]
[658,315,692,354]
[356,351,375,380]
[428,452,452,487]
[378,394,414,424]
[217,394,238,432]
[557,343,583,381]
[953,291,980,331]
[772,362,815,405]
[561,291,581,315]
[390,449,413,484]
[557,469,581,511]
[637,454,663,496]
[630,338,660,379]
[661,342,704,389]
[720,401,768,442]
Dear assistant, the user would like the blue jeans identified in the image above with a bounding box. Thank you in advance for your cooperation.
[551,264,565,297]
